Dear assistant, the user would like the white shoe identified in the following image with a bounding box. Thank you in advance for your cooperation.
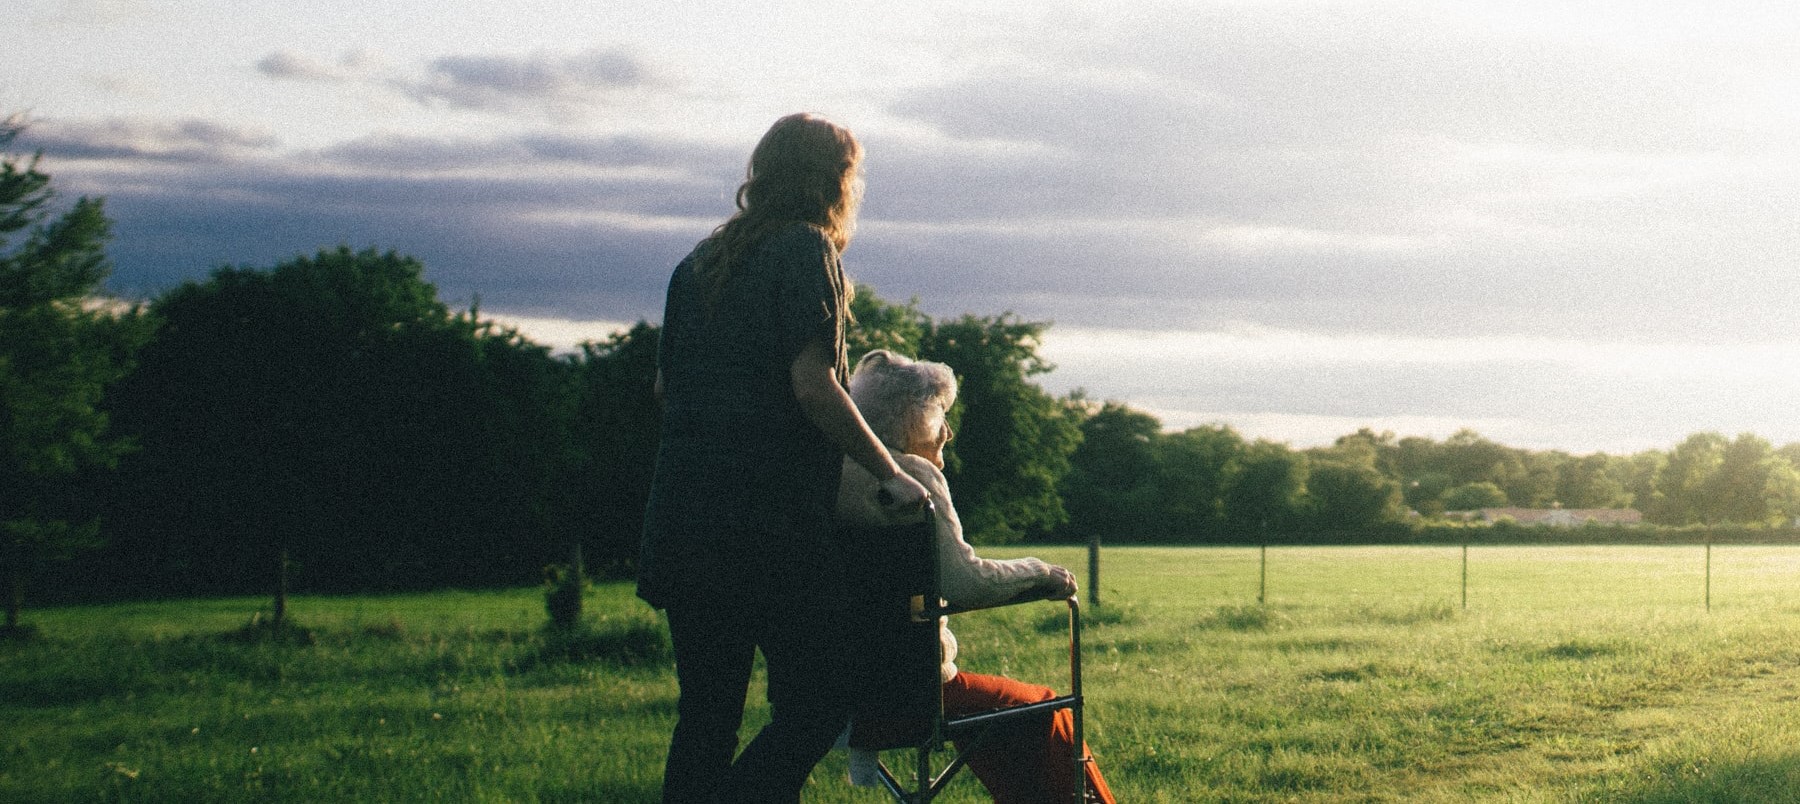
[847,748,882,787]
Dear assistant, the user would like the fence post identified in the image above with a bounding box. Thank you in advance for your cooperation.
[1461,542,1468,611]
[1705,533,1712,612]
[274,548,290,626]
[1256,519,1268,605]
[1087,533,1101,608]
[574,541,586,620]
[1258,543,1268,605]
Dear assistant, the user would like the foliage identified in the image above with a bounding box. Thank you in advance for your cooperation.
[99,248,577,596]
[846,283,927,361]
[1060,408,1314,544]
[1653,432,1728,524]
[1059,402,1162,542]
[1151,425,1244,540]
[542,562,584,630]
[62,270,1091,595]
[1442,481,1509,511]
[1557,452,1631,509]
[561,322,660,580]
[1302,459,1405,534]
[1222,439,1308,536]
[920,313,1082,543]
[0,121,149,630]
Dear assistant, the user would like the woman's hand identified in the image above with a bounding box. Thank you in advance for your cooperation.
[877,471,930,517]
[1041,565,1078,598]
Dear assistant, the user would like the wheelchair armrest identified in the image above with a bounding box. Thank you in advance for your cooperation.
[941,588,1074,617]
[912,587,1077,621]
[928,593,1086,726]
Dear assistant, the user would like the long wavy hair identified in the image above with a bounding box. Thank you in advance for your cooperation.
[697,113,863,314]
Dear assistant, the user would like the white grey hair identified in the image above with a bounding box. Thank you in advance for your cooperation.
[847,349,957,450]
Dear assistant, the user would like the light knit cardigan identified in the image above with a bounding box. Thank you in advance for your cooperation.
[836,450,1057,683]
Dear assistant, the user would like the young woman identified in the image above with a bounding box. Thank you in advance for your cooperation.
[637,113,929,803]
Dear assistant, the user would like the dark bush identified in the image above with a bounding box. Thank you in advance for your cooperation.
[543,563,584,630]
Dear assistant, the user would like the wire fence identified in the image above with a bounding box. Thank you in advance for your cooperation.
[1071,541,1800,612]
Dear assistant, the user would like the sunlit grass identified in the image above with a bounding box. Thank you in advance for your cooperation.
[8,546,1800,801]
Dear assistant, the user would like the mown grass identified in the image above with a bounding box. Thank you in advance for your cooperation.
[8,545,1800,801]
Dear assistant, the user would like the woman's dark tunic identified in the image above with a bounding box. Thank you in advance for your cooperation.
[636,223,850,610]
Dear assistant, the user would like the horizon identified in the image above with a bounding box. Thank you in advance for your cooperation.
[9,0,1800,455]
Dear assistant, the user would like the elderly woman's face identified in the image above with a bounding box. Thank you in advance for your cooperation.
[906,406,954,469]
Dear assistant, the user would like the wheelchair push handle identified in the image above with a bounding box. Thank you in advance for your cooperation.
[876,485,934,518]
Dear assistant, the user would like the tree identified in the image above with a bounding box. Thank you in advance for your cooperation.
[847,284,927,362]
[1438,429,1521,489]
[0,121,149,633]
[1617,450,1665,514]
[106,247,574,598]
[564,322,661,575]
[1404,472,1454,517]
[1059,401,1162,542]
[1152,424,1244,542]
[1304,456,1405,533]
[1762,458,1800,526]
[920,313,1082,543]
[1651,432,1728,524]
[1555,453,1630,509]
[1705,434,1785,525]
[1223,439,1308,538]
[1505,450,1565,508]
[1442,481,1508,512]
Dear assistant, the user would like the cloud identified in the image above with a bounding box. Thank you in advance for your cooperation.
[25,123,724,317]
[21,118,278,163]
[1041,2,1712,153]
[91,167,696,314]
[849,0,1800,344]
[253,46,674,121]
[256,49,385,83]
[317,131,737,183]
[399,48,670,117]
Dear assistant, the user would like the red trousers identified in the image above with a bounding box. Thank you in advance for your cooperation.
[943,671,1116,804]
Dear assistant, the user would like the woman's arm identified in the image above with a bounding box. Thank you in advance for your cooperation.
[791,340,928,511]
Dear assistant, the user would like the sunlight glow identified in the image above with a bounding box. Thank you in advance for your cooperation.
[487,313,634,353]
[1045,326,1800,382]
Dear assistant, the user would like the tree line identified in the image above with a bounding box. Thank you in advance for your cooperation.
[9,126,1800,621]
[1060,414,1800,545]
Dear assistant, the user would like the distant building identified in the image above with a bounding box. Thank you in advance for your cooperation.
[1447,507,1643,526]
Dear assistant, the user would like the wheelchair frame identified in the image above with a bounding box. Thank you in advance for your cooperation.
[840,508,1090,803]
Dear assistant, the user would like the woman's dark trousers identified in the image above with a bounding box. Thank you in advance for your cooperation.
[662,596,854,803]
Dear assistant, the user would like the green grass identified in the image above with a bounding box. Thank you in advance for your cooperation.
[9,545,1800,801]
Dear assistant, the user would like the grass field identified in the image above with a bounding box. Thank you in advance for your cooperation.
[8,545,1800,802]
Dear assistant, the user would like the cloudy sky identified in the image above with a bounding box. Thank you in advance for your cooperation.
[8,0,1799,454]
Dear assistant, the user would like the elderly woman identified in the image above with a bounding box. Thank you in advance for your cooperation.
[837,350,1116,804]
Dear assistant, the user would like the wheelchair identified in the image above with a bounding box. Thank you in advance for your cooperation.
[838,505,1091,803]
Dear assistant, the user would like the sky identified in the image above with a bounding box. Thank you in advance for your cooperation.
[7,0,1800,455]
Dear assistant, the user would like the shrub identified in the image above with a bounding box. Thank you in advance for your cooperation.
[543,562,585,630]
